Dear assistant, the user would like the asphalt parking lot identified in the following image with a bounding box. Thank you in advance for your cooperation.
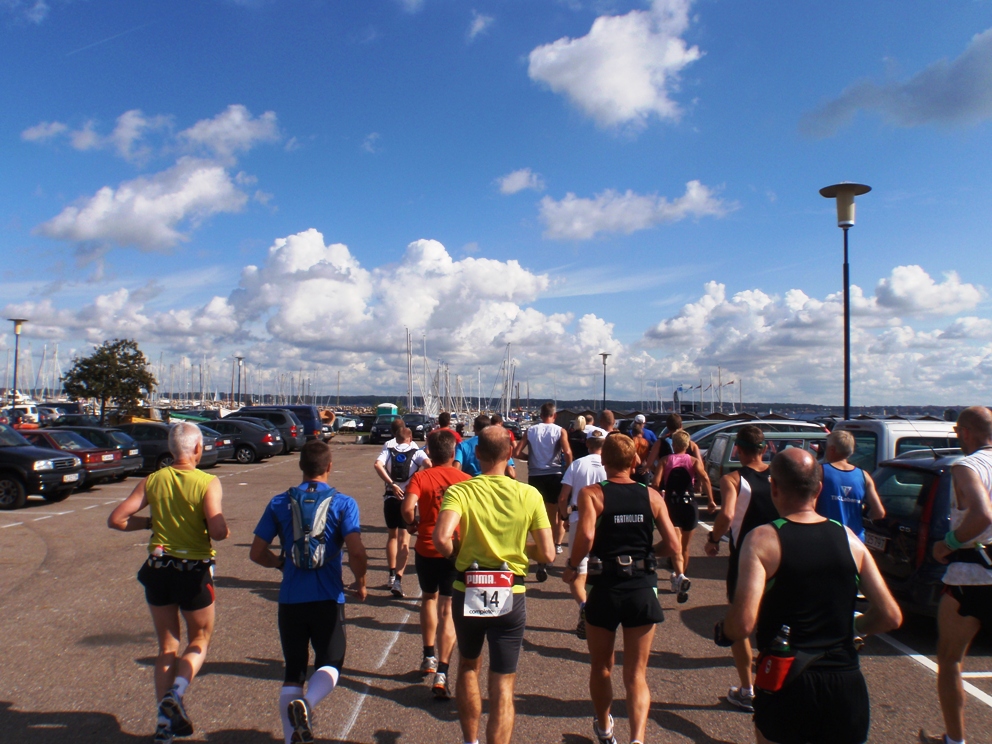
[1,442,991,743]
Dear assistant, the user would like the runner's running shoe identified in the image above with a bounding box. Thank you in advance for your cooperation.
[536,563,548,582]
[726,686,755,713]
[917,732,952,743]
[287,697,315,743]
[576,606,587,640]
[677,576,691,604]
[158,690,193,738]
[555,544,563,554]
[432,671,452,699]
[420,655,438,675]
[153,723,173,744]
[391,576,404,597]
[593,714,617,744]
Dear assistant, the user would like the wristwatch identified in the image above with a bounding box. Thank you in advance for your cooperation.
[707,533,720,544]
[565,560,579,572]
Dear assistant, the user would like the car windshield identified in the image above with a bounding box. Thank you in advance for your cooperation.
[0,425,30,447]
[77,430,110,446]
[108,431,136,446]
[375,416,395,424]
[48,431,97,450]
[873,466,936,520]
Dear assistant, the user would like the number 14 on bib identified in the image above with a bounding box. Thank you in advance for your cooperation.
[464,570,515,617]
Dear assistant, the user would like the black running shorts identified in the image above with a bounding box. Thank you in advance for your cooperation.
[415,552,455,596]
[754,667,869,744]
[278,600,346,685]
[529,474,563,505]
[584,584,664,631]
[665,493,699,531]
[726,546,740,603]
[452,590,526,674]
[944,584,992,630]
[383,497,405,530]
[138,560,215,612]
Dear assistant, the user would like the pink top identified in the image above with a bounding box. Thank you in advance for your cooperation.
[662,453,696,488]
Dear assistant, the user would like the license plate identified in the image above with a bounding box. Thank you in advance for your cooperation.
[129,449,139,456]
[63,473,80,483]
[864,532,888,552]
[205,445,213,450]
[102,454,115,461]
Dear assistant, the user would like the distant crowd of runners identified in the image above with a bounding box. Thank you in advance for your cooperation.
[108,404,992,744]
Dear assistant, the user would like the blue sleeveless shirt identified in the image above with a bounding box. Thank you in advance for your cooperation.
[816,463,867,540]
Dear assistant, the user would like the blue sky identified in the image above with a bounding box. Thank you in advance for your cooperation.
[2,0,992,406]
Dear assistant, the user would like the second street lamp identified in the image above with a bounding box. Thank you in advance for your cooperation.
[600,352,610,411]
[6,318,28,408]
[819,182,871,422]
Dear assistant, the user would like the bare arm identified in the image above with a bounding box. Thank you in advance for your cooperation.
[249,534,283,569]
[401,489,420,526]
[344,532,368,601]
[646,440,662,486]
[557,483,573,522]
[649,487,680,559]
[848,530,901,636]
[433,509,461,560]
[723,526,774,640]
[568,485,600,570]
[693,457,716,511]
[374,460,404,498]
[527,527,555,564]
[862,471,885,521]
[705,472,739,555]
[560,428,573,468]
[513,434,529,461]
[108,479,151,531]
[949,464,992,543]
[505,464,516,479]
[202,478,229,541]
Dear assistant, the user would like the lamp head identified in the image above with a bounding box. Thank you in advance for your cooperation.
[600,352,610,364]
[819,182,871,228]
[7,318,28,335]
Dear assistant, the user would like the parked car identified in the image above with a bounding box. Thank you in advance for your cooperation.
[114,422,220,471]
[862,450,964,616]
[692,419,828,457]
[59,426,143,480]
[225,408,305,453]
[652,418,727,440]
[203,419,281,464]
[49,414,103,428]
[402,413,437,441]
[830,418,958,473]
[9,404,40,424]
[19,429,124,490]
[199,425,235,462]
[237,405,323,442]
[0,424,85,508]
[37,406,64,425]
[355,414,377,433]
[368,414,400,444]
[703,430,829,500]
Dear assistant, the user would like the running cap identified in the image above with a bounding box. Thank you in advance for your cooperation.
[634,414,646,423]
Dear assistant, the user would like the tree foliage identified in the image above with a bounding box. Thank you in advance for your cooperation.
[63,339,157,423]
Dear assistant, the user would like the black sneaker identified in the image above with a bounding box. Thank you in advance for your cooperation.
[287,698,315,744]
[576,606,587,640]
[391,576,404,597]
[153,723,173,744]
[677,577,691,604]
[535,563,548,582]
[158,691,193,738]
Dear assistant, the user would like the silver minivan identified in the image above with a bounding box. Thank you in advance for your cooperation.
[831,419,957,473]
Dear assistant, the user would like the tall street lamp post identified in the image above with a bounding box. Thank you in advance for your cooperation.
[6,318,28,408]
[235,356,244,406]
[819,182,871,421]
[600,352,610,411]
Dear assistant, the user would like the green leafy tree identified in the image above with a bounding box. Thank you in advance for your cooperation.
[63,339,157,424]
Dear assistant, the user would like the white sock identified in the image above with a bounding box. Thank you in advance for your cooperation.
[741,685,753,696]
[280,686,303,744]
[304,666,339,707]
[945,737,965,744]
[170,676,190,698]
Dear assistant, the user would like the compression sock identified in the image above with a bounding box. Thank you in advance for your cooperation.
[279,685,303,744]
[305,666,339,707]
[423,646,436,659]
[437,661,450,675]
[389,568,396,578]
[170,676,190,698]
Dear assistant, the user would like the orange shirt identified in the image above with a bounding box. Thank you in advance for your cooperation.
[406,465,472,558]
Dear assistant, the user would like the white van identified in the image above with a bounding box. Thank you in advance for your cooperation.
[10,404,40,424]
[831,419,957,472]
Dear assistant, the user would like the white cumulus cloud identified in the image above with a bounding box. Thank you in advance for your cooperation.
[497,168,545,195]
[540,180,734,240]
[875,265,983,316]
[21,120,67,141]
[528,0,701,129]
[179,104,280,162]
[801,27,992,138]
[35,157,249,251]
[468,10,493,41]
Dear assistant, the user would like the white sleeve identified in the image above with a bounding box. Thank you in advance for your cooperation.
[375,449,389,466]
[562,462,576,487]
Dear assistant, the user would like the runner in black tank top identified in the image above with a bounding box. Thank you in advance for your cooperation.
[564,434,681,744]
[728,465,775,602]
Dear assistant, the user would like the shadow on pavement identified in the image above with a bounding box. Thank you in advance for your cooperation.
[684,555,729,581]
[0,701,283,743]
[651,705,738,744]
[678,603,729,640]
[78,631,155,647]
[135,656,284,681]
[336,676,460,723]
[213,575,280,602]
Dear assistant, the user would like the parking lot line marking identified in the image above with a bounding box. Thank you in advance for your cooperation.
[877,633,992,709]
[83,504,101,510]
[962,672,992,679]
[1,522,23,529]
[33,516,53,521]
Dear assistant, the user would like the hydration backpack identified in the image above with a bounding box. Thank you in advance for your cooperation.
[288,482,338,570]
[387,446,415,482]
[664,466,694,505]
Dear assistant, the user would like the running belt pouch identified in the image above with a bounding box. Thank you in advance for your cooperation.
[288,486,336,570]
[754,649,824,693]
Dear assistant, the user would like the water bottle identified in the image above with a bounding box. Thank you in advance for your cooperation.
[152,544,165,558]
[755,624,795,692]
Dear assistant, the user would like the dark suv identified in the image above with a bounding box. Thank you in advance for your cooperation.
[205,419,282,463]
[237,405,323,442]
[401,413,437,441]
[0,424,85,509]
[226,408,306,453]
[863,449,963,616]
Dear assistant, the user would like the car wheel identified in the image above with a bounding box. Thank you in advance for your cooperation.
[279,441,291,455]
[43,489,72,503]
[75,481,95,491]
[0,474,27,510]
[114,474,129,482]
[156,454,175,470]
[235,445,256,464]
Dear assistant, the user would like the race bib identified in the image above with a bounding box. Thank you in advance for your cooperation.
[463,569,515,617]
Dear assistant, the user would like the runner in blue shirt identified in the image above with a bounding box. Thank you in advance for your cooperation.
[815,430,885,541]
[250,440,367,744]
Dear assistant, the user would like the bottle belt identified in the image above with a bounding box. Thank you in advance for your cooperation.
[948,546,992,568]
[455,570,526,585]
[587,554,657,576]
[146,556,215,571]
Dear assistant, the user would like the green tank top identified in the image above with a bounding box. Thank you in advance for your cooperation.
[146,467,217,560]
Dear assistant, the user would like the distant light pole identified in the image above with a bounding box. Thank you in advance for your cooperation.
[6,318,27,408]
[235,356,244,406]
[819,182,871,421]
[600,353,610,411]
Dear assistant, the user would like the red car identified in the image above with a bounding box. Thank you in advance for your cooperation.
[20,430,125,490]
